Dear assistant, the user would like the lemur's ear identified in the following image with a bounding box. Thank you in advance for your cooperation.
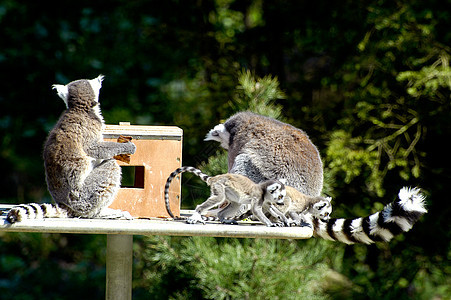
[278,178,288,185]
[88,75,104,102]
[52,84,69,108]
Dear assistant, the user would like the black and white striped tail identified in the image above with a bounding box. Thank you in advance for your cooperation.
[6,203,69,224]
[312,187,427,244]
[164,166,211,219]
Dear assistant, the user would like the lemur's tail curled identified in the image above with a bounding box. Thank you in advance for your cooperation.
[164,166,211,219]
[6,203,69,224]
[312,187,427,244]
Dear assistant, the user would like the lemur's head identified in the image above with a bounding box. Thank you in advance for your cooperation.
[263,179,286,205]
[310,196,332,221]
[52,75,104,110]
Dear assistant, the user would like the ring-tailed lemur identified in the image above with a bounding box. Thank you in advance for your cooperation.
[205,112,427,243]
[164,166,287,227]
[270,186,333,226]
[202,185,333,226]
[6,75,136,223]
[205,111,323,197]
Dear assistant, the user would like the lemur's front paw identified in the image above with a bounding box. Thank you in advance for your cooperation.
[125,142,136,154]
[186,212,206,225]
[270,222,285,227]
[285,219,299,227]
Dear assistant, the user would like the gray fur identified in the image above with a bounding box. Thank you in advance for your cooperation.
[205,111,323,196]
[7,75,135,223]
[164,166,287,226]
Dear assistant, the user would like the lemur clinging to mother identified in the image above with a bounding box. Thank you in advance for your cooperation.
[199,185,333,226]
[164,166,288,227]
[7,75,135,223]
[205,111,427,244]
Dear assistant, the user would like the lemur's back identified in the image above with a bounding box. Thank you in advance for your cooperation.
[208,173,263,200]
[43,109,102,203]
[223,112,323,196]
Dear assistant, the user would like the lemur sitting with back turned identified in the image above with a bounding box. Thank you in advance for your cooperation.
[164,166,287,227]
[204,111,427,244]
[7,75,136,223]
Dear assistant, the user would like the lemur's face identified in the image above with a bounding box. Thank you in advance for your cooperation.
[266,181,286,205]
[311,197,332,221]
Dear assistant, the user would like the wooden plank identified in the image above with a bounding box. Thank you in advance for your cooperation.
[103,124,183,140]
[0,209,313,240]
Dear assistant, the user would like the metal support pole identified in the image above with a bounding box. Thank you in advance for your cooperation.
[106,234,133,300]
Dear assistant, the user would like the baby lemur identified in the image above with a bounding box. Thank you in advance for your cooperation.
[7,75,135,223]
[164,166,287,227]
[268,186,332,226]
[202,185,332,226]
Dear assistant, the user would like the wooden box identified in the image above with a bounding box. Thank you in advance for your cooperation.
[103,123,183,218]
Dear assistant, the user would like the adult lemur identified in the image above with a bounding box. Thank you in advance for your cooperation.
[164,166,287,226]
[205,111,427,243]
[6,75,136,223]
[206,111,323,197]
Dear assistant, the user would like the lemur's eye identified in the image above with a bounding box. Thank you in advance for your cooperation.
[278,195,283,200]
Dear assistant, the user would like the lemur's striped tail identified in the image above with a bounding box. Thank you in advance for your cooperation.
[6,203,69,224]
[312,187,427,244]
[164,166,211,218]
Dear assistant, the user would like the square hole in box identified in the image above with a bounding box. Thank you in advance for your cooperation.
[121,166,144,188]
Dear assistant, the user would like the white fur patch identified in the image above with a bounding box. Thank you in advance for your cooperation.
[52,84,69,108]
[88,74,104,102]
[398,187,427,213]
[204,123,230,149]
[92,104,105,124]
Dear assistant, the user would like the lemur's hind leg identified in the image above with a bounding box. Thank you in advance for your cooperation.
[217,202,242,225]
[187,184,226,224]
[66,159,132,219]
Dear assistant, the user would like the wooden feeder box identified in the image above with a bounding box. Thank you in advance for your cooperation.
[103,123,183,218]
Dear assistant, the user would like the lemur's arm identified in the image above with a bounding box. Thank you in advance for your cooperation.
[267,204,296,226]
[85,141,136,159]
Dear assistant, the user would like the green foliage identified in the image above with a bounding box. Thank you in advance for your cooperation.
[135,236,341,299]
[397,54,451,99]
[232,69,285,119]
[0,233,107,299]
